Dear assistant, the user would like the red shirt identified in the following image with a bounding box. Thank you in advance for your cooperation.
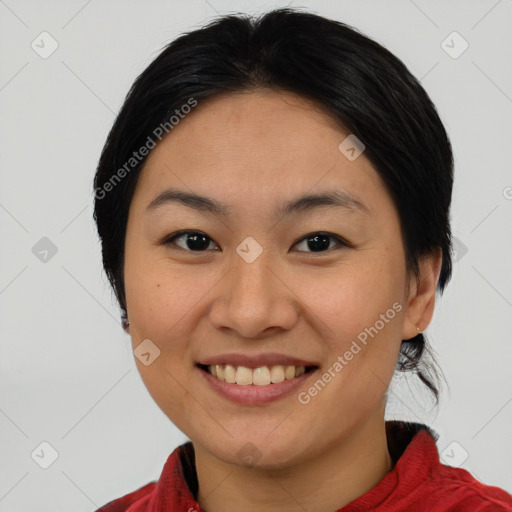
[96,422,512,511]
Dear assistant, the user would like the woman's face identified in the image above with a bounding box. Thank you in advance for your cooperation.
[123,89,428,467]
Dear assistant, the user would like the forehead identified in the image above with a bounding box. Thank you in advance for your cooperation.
[184,88,343,132]
[163,88,348,156]
[133,89,390,218]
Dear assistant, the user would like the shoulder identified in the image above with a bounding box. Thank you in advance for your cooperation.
[426,452,512,511]
[92,441,196,511]
[386,423,512,511]
[94,481,156,512]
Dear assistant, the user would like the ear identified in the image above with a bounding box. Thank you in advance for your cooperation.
[122,313,130,333]
[402,248,443,340]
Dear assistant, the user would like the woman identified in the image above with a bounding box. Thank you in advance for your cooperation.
[92,8,512,511]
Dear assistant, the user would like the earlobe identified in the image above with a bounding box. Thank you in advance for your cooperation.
[122,317,130,333]
[402,249,443,340]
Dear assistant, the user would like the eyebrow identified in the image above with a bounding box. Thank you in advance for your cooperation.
[146,187,370,218]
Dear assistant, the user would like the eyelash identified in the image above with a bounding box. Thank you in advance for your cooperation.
[161,230,352,254]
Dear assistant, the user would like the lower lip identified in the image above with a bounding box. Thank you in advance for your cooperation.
[196,365,318,405]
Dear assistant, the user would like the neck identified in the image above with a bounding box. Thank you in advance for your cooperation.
[195,408,392,512]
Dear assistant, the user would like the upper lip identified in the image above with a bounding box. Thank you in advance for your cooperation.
[197,352,319,368]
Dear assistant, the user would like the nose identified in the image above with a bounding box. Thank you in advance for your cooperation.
[208,250,299,339]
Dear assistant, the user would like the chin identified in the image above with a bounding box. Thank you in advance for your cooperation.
[197,427,313,469]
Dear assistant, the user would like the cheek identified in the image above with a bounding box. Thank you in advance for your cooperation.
[302,256,406,401]
[124,260,203,427]
[304,257,405,339]
[124,248,195,332]
[124,256,216,384]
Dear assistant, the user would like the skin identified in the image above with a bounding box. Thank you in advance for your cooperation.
[123,88,442,512]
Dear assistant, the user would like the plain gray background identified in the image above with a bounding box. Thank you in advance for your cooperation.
[1,0,511,510]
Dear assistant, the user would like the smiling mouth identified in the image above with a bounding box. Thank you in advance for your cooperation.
[197,363,318,386]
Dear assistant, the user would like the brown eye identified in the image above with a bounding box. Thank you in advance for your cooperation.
[163,231,218,252]
[293,232,350,253]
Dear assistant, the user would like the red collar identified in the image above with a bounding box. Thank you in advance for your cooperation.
[98,422,512,511]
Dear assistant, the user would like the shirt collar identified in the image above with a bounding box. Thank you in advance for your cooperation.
[149,421,439,511]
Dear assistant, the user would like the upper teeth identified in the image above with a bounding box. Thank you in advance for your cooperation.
[208,364,306,385]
